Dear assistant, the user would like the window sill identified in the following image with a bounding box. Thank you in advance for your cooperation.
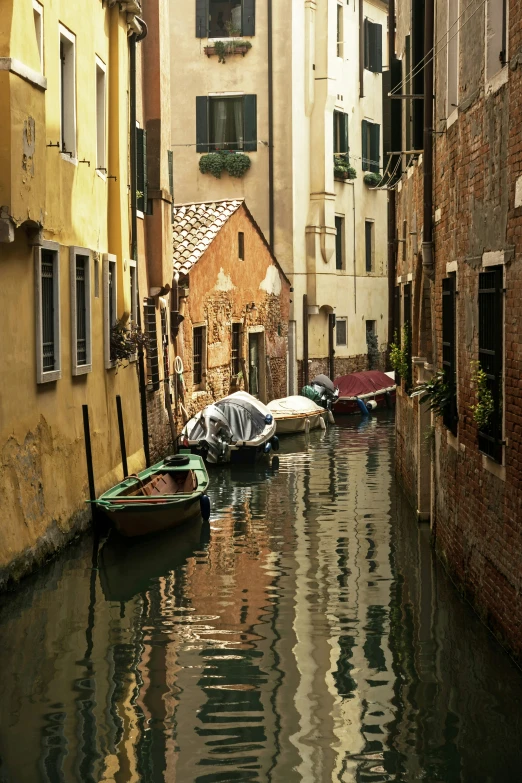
[96,169,107,182]
[485,66,508,97]
[37,369,62,384]
[105,360,117,371]
[60,153,78,166]
[137,210,145,220]
[72,364,92,377]
[482,453,506,481]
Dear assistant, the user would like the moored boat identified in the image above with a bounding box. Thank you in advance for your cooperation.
[267,395,328,434]
[181,390,279,464]
[94,451,210,537]
[333,370,396,415]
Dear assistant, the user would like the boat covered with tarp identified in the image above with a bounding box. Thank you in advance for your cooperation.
[268,395,328,434]
[181,391,278,464]
[333,370,396,415]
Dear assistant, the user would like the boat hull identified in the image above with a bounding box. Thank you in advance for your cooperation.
[104,497,202,538]
[334,389,396,415]
[274,411,325,434]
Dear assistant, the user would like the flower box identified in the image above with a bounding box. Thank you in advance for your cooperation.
[204,41,252,63]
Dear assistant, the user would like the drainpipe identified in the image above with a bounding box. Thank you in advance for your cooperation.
[422,0,434,280]
[303,294,309,387]
[328,313,335,379]
[268,0,274,249]
[130,32,151,467]
[359,0,364,98]
[388,0,397,349]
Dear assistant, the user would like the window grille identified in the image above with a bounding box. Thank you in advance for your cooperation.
[478,266,503,463]
[231,323,241,376]
[193,326,205,385]
[160,304,169,383]
[42,251,55,372]
[145,298,160,391]
[335,216,344,270]
[403,282,413,390]
[75,256,87,366]
[336,319,347,346]
[442,275,458,435]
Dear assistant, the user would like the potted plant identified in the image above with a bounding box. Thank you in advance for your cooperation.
[364,171,382,187]
[204,28,253,64]
[334,154,357,180]
[470,361,495,429]
[199,151,251,179]
[411,370,454,419]
[389,328,409,381]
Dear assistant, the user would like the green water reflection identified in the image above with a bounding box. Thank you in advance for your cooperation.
[0,414,521,782]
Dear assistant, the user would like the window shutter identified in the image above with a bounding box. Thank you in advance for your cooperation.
[195,0,208,38]
[442,276,458,435]
[243,94,257,152]
[144,298,160,391]
[362,120,368,171]
[364,19,370,69]
[168,149,174,198]
[136,128,147,212]
[370,123,380,173]
[478,267,503,462]
[196,96,209,153]
[242,0,256,36]
[374,23,383,73]
[341,113,349,156]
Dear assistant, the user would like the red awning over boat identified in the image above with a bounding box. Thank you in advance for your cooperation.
[334,370,396,398]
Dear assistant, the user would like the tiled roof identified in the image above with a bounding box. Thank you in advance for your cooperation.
[172,200,243,275]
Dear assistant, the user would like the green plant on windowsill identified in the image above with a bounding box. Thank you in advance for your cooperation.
[206,36,252,64]
[364,171,382,187]
[110,315,148,370]
[410,370,453,419]
[199,151,251,179]
[470,360,495,429]
[334,154,357,180]
[389,327,409,380]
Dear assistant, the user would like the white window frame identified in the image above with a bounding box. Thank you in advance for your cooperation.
[336,3,344,59]
[485,0,509,93]
[35,241,62,384]
[446,0,459,127]
[103,254,117,369]
[95,56,107,175]
[33,0,44,72]
[70,247,92,376]
[59,24,77,162]
[336,317,347,347]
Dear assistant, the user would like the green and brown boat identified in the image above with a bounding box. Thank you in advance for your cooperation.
[95,451,210,537]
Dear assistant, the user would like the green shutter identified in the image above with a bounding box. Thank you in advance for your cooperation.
[243,94,257,152]
[341,113,349,156]
[362,119,368,171]
[370,123,380,173]
[136,127,147,212]
[196,0,208,37]
[374,23,382,73]
[364,19,370,69]
[242,0,256,36]
[196,96,209,153]
[168,149,174,198]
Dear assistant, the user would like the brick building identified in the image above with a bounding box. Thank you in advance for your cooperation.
[171,200,290,421]
[392,0,522,663]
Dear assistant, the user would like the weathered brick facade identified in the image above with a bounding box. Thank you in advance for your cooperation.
[394,0,522,663]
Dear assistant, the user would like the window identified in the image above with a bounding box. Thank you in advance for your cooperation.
[365,221,374,272]
[197,0,256,38]
[95,58,106,171]
[486,0,508,81]
[334,111,349,155]
[70,248,92,375]
[362,120,380,173]
[35,243,61,384]
[442,275,458,435]
[129,261,137,324]
[59,25,76,157]
[447,0,459,119]
[231,323,241,376]
[478,267,504,463]
[238,231,245,260]
[403,282,413,390]
[33,1,43,71]
[136,125,148,214]
[335,215,344,271]
[366,320,376,339]
[364,19,383,73]
[196,94,257,152]
[411,2,425,150]
[193,325,206,386]
[103,254,117,369]
[160,301,169,388]
[336,318,347,347]
[144,299,160,391]
[337,3,344,58]
[168,149,174,199]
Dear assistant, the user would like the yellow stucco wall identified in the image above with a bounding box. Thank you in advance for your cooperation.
[0,1,146,585]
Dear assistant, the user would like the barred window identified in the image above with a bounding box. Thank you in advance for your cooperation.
[403,282,413,391]
[36,244,62,384]
[231,323,241,376]
[103,254,117,369]
[442,275,458,435]
[336,318,347,346]
[70,248,92,375]
[193,326,206,386]
[478,266,504,463]
[145,298,160,391]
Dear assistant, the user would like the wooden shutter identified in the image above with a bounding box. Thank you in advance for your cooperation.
[478,267,503,462]
[370,123,380,173]
[144,298,160,391]
[136,128,147,212]
[374,23,382,73]
[243,94,257,152]
[335,216,343,270]
[364,19,370,69]
[195,0,208,38]
[196,96,209,153]
[242,0,256,36]
[442,276,458,435]
[362,119,368,170]
[341,113,349,155]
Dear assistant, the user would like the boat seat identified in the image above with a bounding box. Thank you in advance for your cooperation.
[138,470,197,497]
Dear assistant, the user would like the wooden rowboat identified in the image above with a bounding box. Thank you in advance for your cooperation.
[95,451,210,537]
[267,395,328,435]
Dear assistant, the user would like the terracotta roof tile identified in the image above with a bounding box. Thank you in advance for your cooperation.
[172,199,243,274]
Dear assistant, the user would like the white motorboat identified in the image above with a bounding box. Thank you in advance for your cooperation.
[181,391,278,464]
[267,395,328,435]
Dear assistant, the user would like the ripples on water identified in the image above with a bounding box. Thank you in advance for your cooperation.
[1,414,522,782]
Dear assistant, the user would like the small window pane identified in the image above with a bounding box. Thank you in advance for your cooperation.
[336,319,347,346]
[209,97,244,151]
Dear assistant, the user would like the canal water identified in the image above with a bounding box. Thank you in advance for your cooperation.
[1,414,522,783]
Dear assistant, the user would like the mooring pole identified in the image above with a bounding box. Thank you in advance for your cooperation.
[116,395,129,478]
[82,404,96,507]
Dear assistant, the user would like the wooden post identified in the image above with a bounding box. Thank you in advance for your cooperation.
[116,395,128,479]
[303,294,309,387]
